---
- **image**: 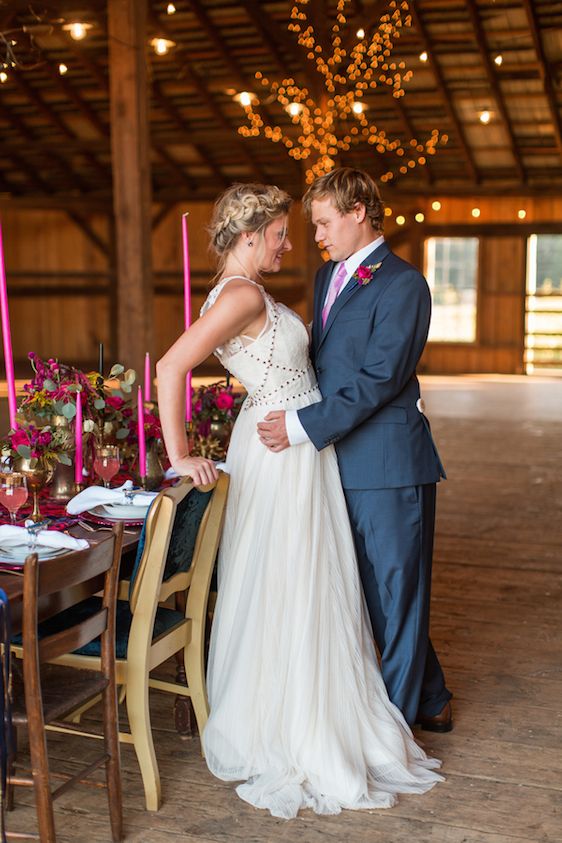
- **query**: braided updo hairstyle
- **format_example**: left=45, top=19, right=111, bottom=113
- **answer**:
left=209, top=183, right=292, bottom=273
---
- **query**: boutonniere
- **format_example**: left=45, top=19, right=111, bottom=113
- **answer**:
left=354, top=261, right=383, bottom=286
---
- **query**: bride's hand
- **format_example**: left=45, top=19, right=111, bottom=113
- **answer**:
left=172, top=456, right=219, bottom=486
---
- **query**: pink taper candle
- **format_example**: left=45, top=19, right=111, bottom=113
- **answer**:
left=0, top=220, right=18, bottom=430
left=182, top=213, right=192, bottom=422
left=74, top=391, right=83, bottom=485
left=137, top=386, right=147, bottom=479
left=144, top=352, right=151, bottom=403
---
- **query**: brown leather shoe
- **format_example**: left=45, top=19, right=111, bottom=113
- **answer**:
left=415, top=701, right=453, bottom=733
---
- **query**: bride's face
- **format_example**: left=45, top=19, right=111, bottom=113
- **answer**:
left=257, top=216, right=292, bottom=273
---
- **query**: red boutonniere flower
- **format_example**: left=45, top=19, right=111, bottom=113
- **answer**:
left=354, top=261, right=383, bottom=286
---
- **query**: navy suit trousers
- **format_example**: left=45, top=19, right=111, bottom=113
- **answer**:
left=343, top=483, right=452, bottom=725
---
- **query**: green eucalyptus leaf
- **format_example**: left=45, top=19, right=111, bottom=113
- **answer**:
left=83, top=419, right=95, bottom=433
left=116, top=428, right=129, bottom=440
left=109, top=364, right=125, bottom=377
left=94, top=398, right=106, bottom=410
left=66, top=384, right=80, bottom=393
left=121, top=382, right=132, bottom=394
left=53, top=401, right=65, bottom=415
left=43, top=378, right=57, bottom=392
left=58, top=453, right=72, bottom=466
left=110, top=389, right=124, bottom=399
left=16, top=444, right=32, bottom=460
left=123, top=369, right=136, bottom=385
left=61, top=403, right=76, bottom=420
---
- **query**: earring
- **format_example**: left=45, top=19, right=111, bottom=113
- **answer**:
left=248, top=241, right=253, bottom=247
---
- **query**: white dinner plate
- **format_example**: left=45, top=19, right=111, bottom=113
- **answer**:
left=94, top=502, right=151, bottom=520
left=0, top=545, right=67, bottom=564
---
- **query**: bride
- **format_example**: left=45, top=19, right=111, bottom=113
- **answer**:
left=156, top=183, right=443, bottom=820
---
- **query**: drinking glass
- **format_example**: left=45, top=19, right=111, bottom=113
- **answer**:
left=93, top=445, right=120, bottom=488
left=0, top=471, right=29, bottom=525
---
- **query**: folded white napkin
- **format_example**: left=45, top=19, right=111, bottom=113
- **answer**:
left=0, top=525, right=89, bottom=551
left=66, top=480, right=157, bottom=515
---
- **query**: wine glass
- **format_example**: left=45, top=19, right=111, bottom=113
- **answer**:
left=93, top=445, right=120, bottom=489
left=0, top=471, right=29, bottom=525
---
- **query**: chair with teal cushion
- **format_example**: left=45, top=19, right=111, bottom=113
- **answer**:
left=22, top=474, right=229, bottom=812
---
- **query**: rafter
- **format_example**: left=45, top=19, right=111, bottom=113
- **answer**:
left=465, top=0, right=526, bottom=183
left=521, top=0, right=562, bottom=160
left=409, top=3, right=479, bottom=183
left=66, top=211, right=110, bottom=257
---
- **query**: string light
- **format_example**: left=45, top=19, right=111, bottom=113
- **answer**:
left=479, top=109, right=491, bottom=124
left=419, top=51, right=428, bottom=62
left=384, top=207, right=393, bottom=217
left=471, top=207, right=481, bottom=218
left=62, top=22, right=92, bottom=41
left=494, top=54, right=503, bottom=66
left=0, top=71, right=7, bottom=83
left=239, top=0, right=445, bottom=183
left=151, top=37, right=175, bottom=55
left=415, top=212, right=425, bottom=223
left=236, top=91, right=256, bottom=107
left=517, top=209, right=527, bottom=219
left=167, top=3, right=176, bottom=13
left=58, top=63, right=68, bottom=75
left=396, top=215, right=406, bottom=225
left=431, top=200, right=441, bottom=211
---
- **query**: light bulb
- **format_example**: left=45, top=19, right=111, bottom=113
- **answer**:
left=494, top=54, right=503, bottom=66
left=479, top=109, right=491, bottom=124
left=352, top=101, right=364, bottom=115
left=286, top=102, right=303, bottom=116
left=356, top=28, right=365, bottom=39
left=238, top=91, right=253, bottom=107
left=419, top=51, right=428, bottom=62
left=167, top=3, right=176, bottom=13
left=396, top=215, right=406, bottom=226
left=151, top=37, right=175, bottom=55
left=431, top=200, right=441, bottom=211
left=517, top=209, right=527, bottom=219
left=58, top=63, right=68, bottom=75
left=63, top=22, right=92, bottom=40
left=415, top=212, right=425, bottom=223
left=0, top=71, right=7, bottom=83
left=471, top=207, right=481, bottom=218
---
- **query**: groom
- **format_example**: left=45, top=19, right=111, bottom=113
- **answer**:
left=258, top=167, right=452, bottom=731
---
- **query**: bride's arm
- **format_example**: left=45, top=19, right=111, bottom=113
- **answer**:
left=157, top=284, right=264, bottom=485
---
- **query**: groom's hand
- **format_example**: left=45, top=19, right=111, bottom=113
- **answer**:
left=257, top=411, right=289, bottom=452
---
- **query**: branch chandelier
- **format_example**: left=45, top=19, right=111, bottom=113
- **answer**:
left=238, top=0, right=448, bottom=184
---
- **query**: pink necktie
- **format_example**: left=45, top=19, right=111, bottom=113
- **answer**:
left=322, top=262, right=347, bottom=328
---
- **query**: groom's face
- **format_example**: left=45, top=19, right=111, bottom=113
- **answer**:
left=310, top=196, right=366, bottom=262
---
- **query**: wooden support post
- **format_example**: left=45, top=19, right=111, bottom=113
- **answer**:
left=108, top=0, right=153, bottom=376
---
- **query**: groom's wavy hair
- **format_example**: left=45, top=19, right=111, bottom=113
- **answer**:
left=302, top=168, right=385, bottom=232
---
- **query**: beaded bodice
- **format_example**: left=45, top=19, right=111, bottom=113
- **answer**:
left=200, top=276, right=318, bottom=409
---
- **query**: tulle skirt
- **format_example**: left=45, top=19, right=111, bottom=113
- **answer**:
left=203, top=395, right=443, bottom=819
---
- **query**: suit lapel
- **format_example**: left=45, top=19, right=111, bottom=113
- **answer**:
left=313, top=261, right=335, bottom=354
left=317, top=241, right=391, bottom=351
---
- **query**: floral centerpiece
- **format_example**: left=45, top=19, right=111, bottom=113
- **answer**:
left=3, top=424, right=71, bottom=469
left=190, top=381, right=244, bottom=459
left=20, top=352, right=98, bottom=423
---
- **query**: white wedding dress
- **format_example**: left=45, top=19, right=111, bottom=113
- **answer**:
left=201, top=276, right=443, bottom=819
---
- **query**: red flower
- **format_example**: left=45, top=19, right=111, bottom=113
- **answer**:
left=11, top=429, right=29, bottom=449
left=105, top=395, right=125, bottom=410
left=216, top=392, right=234, bottom=410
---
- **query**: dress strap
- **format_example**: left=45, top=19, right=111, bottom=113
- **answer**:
left=200, top=275, right=261, bottom=317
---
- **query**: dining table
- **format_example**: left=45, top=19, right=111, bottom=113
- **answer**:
left=0, top=522, right=141, bottom=634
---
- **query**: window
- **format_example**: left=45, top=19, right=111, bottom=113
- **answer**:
left=525, top=234, right=562, bottom=373
left=425, top=237, right=479, bottom=343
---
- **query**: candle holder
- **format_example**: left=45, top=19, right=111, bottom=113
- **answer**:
left=14, top=458, right=55, bottom=523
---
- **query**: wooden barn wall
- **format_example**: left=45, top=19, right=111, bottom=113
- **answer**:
left=1, top=195, right=560, bottom=378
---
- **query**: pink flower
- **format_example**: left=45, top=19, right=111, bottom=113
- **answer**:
left=105, top=395, right=125, bottom=410
left=216, top=391, right=234, bottom=410
left=193, top=400, right=203, bottom=415
left=11, top=429, right=29, bottom=449
left=354, top=261, right=382, bottom=287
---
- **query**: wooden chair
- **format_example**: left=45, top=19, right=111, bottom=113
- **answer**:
left=7, top=525, right=124, bottom=843
left=43, top=473, right=229, bottom=812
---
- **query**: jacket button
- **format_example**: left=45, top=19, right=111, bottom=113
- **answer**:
left=416, top=398, right=426, bottom=413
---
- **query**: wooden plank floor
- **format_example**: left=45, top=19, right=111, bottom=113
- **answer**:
left=7, top=376, right=562, bottom=843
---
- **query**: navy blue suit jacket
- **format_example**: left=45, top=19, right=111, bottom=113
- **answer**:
left=297, top=241, right=446, bottom=490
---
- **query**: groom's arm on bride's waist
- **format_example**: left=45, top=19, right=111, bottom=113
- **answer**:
left=297, top=269, right=431, bottom=450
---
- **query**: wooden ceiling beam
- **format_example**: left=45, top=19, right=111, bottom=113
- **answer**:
left=147, top=10, right=268, bottom=182
left=66, top=211, right=110, bottom=258
left=9, top=70, right=110, bottom=188
left=151, top=82, right=229, bottom=188
left=465, top=0, right=526, bottom=183
left=521, top=0, right=562, bottom=160
left=409, top=3, right=479, bottom=183
left=237, top=0, right=289, bottom=76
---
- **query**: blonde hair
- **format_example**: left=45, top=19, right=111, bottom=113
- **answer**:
left=302, top=168, right=385, bottom=231
left=209, top=183, right=293, bottom=262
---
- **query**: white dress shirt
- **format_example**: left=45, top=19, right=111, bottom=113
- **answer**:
left=285, top=235, right=385, bottom=446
